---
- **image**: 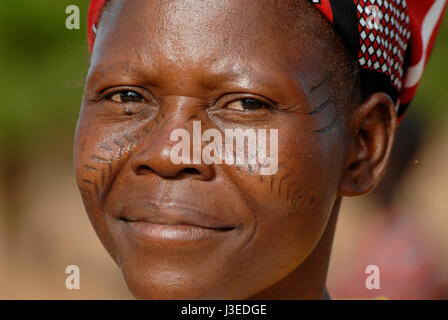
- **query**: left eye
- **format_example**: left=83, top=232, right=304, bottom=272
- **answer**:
left=106, top=91, right=144, bottom=103
left=226, top=98, right=269, bottom=111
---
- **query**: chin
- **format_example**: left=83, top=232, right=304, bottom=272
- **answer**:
left=121, top=270, right=235, bottom=300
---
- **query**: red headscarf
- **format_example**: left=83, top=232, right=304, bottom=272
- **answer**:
left=87, top=0, right=446, bottom=121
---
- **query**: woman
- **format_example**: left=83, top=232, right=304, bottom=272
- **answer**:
left=74, top=0, right=446, bottom=299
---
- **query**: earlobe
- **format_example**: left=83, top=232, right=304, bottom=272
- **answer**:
left=338, top=92, right=397, bottom=197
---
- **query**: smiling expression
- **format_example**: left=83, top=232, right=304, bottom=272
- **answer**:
left=74, top=0, right=360, bottom=299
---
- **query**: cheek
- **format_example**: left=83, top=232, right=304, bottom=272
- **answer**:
left=223, top=124, right=346, bottom=266
left=74, top=114, right=144, bottom=213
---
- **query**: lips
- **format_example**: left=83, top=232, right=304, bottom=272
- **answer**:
left=115, top=200, right=236, bottom=242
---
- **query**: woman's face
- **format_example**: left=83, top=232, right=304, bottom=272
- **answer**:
left=74, top=0, right=352, bottom=299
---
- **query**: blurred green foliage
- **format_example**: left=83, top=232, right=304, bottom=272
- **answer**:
left=413, top=13, right=448, bottom=123
left=0, top=0, right=89, bottom=156
left=0, top=1, right=446, bottom=157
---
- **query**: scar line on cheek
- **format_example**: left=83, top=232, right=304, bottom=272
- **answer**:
left=308, top=99, right=332, bottom=116
left=314, top=116, right=338, bottom=134
left=90, top=155, right=109, bottom=163
left=309, top=75, right=332, bottom=94
left=84, top=165, right=98, bottom=172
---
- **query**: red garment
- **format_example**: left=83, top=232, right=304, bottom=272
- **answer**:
left=310, top=0, right=447, bottom=121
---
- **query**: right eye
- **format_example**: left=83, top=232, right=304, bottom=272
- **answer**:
left=226, top=98, right=271, bottom=111
left=106, top=90, right=145, bottom=103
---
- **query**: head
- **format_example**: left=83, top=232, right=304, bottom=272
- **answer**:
left=74, top=0, right=398, bottom=299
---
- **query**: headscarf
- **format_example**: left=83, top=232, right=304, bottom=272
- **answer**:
left=87, top=0, right=446, bottom=121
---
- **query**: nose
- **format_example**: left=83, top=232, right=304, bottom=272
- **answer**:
left=130, top=118, right=215, bottom=181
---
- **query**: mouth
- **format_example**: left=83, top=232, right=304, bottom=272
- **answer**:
left=116, top=201, right=236, bottom=242
left=121, top=219, right=234, bottom=242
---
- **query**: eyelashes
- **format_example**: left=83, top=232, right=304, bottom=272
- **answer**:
left=226, top=98, right=272, bottom=111
left=100, top=88, right=155, bottom=117
left=105, top=90, right=145, bottom=104
left=101, top=88, right=276, bottom=116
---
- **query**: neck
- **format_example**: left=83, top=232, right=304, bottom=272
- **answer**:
left=248, top=197, right=341, bottom=300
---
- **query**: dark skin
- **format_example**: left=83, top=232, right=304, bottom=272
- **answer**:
left=74, top=0, right=397, bottom=299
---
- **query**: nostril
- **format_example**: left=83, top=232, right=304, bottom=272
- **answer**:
left=135, top=165, right=154, bottom=176
left=133, top=163, right=202, bottom=179
left=130, top=147, right=214, bottom=180
left=178, top=167, right=201, bottom=178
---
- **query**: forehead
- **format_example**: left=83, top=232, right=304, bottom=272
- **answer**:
left=90, top=0, right=332, bottom=96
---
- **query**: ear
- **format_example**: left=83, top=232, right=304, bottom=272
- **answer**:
left=338, top=92, right=397, bottom=197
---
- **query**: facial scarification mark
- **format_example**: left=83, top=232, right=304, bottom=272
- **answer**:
left=302, top=75, right=338, bottom=134
left=285, top=178, right=296, bottom=200
left=287, top=183, right=303, bottom=210
left=267, top=162, right=296, bottom=208
left=289, top=188, right=303, bottom=209
left=82, top=151, right=114, bottom=201
left=101, top=167, right=106, bottom=187
left=289, top=187, right=302, bottom=207
left=81, top=112, right=177, bottom=202
left=314, top=117, right=338, bottom=133
left=292, top=193, right=304, bottom=210
left=126, top=139, right=134, bottom=156
left=308, top=99, right=332, bottom=116
left=284, top=177, right=296, bottom=202
left=310, top=75, right=332, bottom=94
left=79, top=187, right=90, bottom=198
left=266, top=160, right=304, bottom=211
left=82, top=179, right=94, bottom=185
left=113, top=139, right=125, bottom=149
left=90, top=155, right=109, bottom=163
left=84, top=165, right=98, bottom=172
left=99, top=142, right=112, bottom=151
left=94, top=180, right=100, bottom=197
left=124, top=133, right=133, bottom=143
left=112, top=139, right=124, bottom=164
left=108, top=157, right=113, bottom=177
left=269, top=162, right=283, bottom=195
left=278, top=173, right=292, bottom=196
left=310, top=97, right=338, bottom=133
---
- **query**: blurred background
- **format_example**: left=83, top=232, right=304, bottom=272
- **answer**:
left=0, top=0, right=446, bottom=299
